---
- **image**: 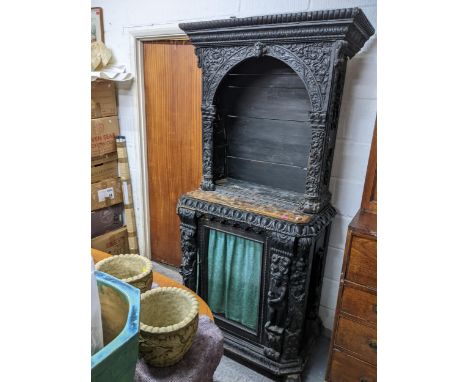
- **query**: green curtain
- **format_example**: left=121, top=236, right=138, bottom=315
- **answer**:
left=207, top=229, right=262, bottom=331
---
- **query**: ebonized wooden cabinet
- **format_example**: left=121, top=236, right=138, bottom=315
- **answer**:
left=177, top=9, right=374, bottom=381
left=326, top=126, right=377, bottom=381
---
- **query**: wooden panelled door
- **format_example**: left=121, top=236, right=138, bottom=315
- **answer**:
left=143, top=40, right=202, bottom=266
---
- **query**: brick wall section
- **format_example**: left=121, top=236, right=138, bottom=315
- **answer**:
left=90, top=0, right=377, bottom=332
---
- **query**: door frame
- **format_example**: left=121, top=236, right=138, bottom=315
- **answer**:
left=128, top=24, right=187, bottom=259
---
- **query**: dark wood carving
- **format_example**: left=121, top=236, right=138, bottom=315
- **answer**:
left=178, top=207, right=199, bottom=291
left=182, top=8, right=374, bottom=213
left=178, top=185, right=335, bottom=379
left=200, top=104, right=217, bottom=191
left=265, top=251, right=291, bottom=361
left=178, top=8, right=374, bottom=381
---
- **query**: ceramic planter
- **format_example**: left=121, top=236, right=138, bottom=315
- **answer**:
left=91, top=271, right=140, bottom=382
left=95, top=254, right=153, bottom=293
left=139, top=287, right=199, bottom=367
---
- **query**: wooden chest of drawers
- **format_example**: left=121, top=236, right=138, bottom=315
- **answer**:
left=326, top=125, right=377, bottom=381
left=329, top=349, right=376, bottom=382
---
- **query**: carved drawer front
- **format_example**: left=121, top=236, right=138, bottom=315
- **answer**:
left=335, top=317, right=377, bottom=365
left=328, top=349, right=376, bottom=382
left=347, top=236, right=376, bottom=288
left=341, top=286, right=377, bottom=324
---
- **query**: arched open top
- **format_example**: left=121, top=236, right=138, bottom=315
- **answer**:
left=211, top=55, right=315, bottom=193
left=183, top=9, right=374, bottom=212
left=200, top=43, right=331, bottom=113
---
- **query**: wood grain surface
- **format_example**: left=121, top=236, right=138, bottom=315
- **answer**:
left=349, top=210, right=377, bottom=237
left=143, top=40, right=202, bottom=266
left=361, top=123, right=377, bottom=214
left=215, top=57, right=310, bottom=193
left=341, top=285, right=377, bottom=324
left=328, top=349, right=376, bottom=382
left=335, top=316, right=377, bottom=365
left=347, top=236, right=377, bottom=289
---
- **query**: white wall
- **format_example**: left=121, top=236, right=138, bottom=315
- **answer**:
left=91, top=0, right=377, bottom=332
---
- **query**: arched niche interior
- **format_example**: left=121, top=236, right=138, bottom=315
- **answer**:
left=212, top=56, right=312, bottom=194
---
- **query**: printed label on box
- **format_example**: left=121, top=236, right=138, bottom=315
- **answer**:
left=97, top=187, right=115, bottom=202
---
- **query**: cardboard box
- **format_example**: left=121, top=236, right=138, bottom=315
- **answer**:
left=91, top=178, right=123, bottom=211
left=91, top=203, right=124, bottom=238
left=91, top=151, right=117, bottom=167
left=91, top=226, right=129, bottom=256
left=92, top=155, right=119, bottom=183
left=92, top=80, right=117, bottom=119
left=91, top=116, right=119, bottom=158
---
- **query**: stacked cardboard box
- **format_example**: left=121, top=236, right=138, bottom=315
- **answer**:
left=91, top=116, right=120, bottom=158
left=91, top=203, right=124, bottom=238
left=92, top=81, right=118, bottom=119
left=92, top=152, right=119, bottom=183
left=91, top=226, right=129, bottom=256
left=91, top=80, right=127, bottom=254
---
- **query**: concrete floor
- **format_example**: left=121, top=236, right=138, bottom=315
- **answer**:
left=152, top=261, right=330, bottom=382
left=213, top=335, right=330, bottom=382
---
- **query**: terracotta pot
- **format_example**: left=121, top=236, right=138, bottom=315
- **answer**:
left=139, top=287, right=199, bottom=367
left=95, top=254, right=153, bottom=293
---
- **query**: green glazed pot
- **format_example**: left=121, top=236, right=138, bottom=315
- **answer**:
left=96, top=254, right=153, bottom=293
left=139, top=287, right=199, bottom=367
left=91, top=271, right=140, bottom=382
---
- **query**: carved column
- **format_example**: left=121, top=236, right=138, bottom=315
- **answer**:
left=200, top=104, right=217, bottom=191
left=302, top=112, right=328, bottom=214
left=307, top=231, right=330, bottom=323
left=178, top=207, right=198, bottom=291
left=321, top=41, right=349, bottom=195
left=264, top=232, right=296, bottom=361
left=282, top=237, right=314, bottom=361
left=302, top=41, right=349, bottom=214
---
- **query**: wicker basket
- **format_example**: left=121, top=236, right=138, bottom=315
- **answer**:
left=139, top=287, right=199, bottom=367
left=95, top=254, right=153, bottom=293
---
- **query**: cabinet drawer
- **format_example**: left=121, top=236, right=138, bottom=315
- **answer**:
left=335, top=316, right=377, bottom=365
left=347, top=236, right=376, bottom=288
left=341, top=286, right=377, bottom=324
left=328, top=349, right=376, bottom=382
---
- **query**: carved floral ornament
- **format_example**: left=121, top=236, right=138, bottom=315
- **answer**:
left=254, top=41, right=267, bottom=57
left=196, top=41, right=333, bottom=112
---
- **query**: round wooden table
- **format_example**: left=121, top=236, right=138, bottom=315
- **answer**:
left=91, top=248, right=213, bottom=320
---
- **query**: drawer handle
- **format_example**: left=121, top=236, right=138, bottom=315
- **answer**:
left=360, top=379, right=369, bottom=382
left=372, top=304, right=377, bottom=314
left=368, top=339, right=377, bottom=349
